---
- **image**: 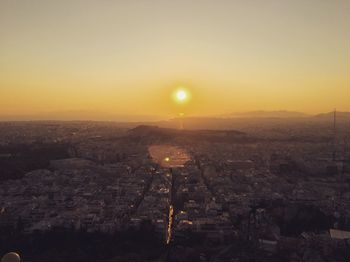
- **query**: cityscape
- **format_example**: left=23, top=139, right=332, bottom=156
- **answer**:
left=1, top=1, right=350, bottom=261
left=1, top=113, right=350, bottom=261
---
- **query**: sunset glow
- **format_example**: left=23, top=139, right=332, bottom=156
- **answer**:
left=1, top=1, right=350, bottom=120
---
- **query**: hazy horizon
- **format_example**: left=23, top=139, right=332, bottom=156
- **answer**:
left=1, top=1, right=350, bottom=119
left=0, top=109, right=348, bottom=122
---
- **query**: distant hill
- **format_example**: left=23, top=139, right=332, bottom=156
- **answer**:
left=314, top=111, right=350, bottom=120
left=224, top=110, right=309, bottom=118
left=154, top=111, right=350, bottom=130
left=156, top=115, right=309, bottom=130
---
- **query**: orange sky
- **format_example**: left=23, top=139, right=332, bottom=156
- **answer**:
left=1, top=1, right=350, bottom=120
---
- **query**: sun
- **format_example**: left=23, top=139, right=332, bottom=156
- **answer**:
left=176, top=90, right=187, bottom=101
left=174, top=88, right=190, bottom=103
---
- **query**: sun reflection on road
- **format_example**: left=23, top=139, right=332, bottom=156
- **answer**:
left=167, top=205, right=174, bottom=245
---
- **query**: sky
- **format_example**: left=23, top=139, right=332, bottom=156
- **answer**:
left=1, top=0, right=350, bottom=120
